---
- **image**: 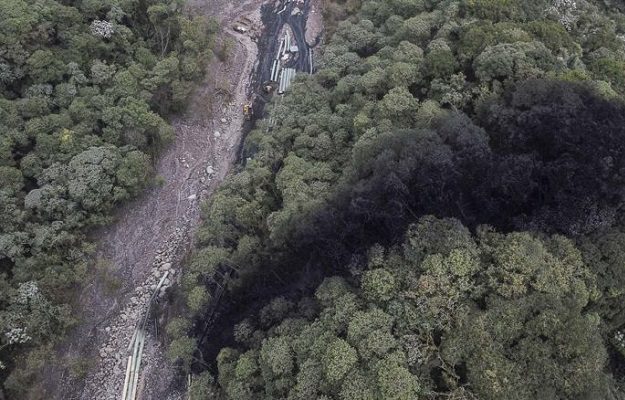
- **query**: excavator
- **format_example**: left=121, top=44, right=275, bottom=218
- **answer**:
left=243, top=102, right=253, bottom=120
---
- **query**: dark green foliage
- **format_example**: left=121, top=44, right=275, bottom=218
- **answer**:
left=444, top=294, right=607, bottom=400
left=213, top=218, right=610, bottom=399
left=0, top=0, right=218, bottom=393
left=579, top=229, right=625, bottom=330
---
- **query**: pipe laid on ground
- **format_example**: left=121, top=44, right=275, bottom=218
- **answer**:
left=282, top=70, right=287, bottom=92
left=270, top=60, right=277, bottom=81
left=289, top=69, right=296, bottom=90
left=286, top=69, right=292, bottom=90
left=284, top=68, right=295, bottom=91
left=286, top=69, right=291, bottom=91
left=120, top=271, right=170, bottom=399
left=121, top=355, right=133, bottom=400
left=141, top=271, right=169, bottom=329
left=131, top=330, right=146, bottom=400
left=126, top=327, right=138, bottom=353
left=126, top=328, right=141, bottom=400
left=276, top=39, right=284, bottom=60
left=282, top=70, right=288, bottom=93
left=273, top=60, right=281, bottom=81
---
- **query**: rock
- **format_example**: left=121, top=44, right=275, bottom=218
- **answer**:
left=161, top=262, right=172, bottom=271
left=187, top=194, right=197, bottom=200
left=214, top=131, right=221, bottom=138
left=105, top=326, right=111, bottom=333
left=120, top=314, right=127, bottom=321
left=206, top=165, right=215, bottom=175
left=220, top=118, right=227, bottom=123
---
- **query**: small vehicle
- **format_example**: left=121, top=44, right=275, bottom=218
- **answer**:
left=243, top=103, right=253, bottom=120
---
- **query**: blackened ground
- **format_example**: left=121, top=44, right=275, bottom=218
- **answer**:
left=193, top=262, right=326, bottom=373
left=197, top=80, right=625, bottom=375
left=238, top=0, right=318, bottom=162
left=255, top=0, right=313, bottom=85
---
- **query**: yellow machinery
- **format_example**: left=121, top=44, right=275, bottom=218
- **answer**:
left=243, top=103, right=253, bottom=120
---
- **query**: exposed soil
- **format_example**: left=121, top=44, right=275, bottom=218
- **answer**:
left=39, top=1, right=265, bottom=399
left=191, top=0, right=325, bottom=374
left=305, top=0, right=325, bottom=46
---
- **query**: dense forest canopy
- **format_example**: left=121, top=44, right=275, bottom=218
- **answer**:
left=3, top=0, right=625, bottom=398
left=0, top=0, right=217, bottom=395
left=172, top=0, right=625, bottom=399
left=213, top=217, right=608, bottom=399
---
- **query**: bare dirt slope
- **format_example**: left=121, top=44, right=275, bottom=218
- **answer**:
left=43, top=1, right=265, bottom=399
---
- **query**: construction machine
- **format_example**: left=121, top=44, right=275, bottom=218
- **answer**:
left=243, top=103, right=253, bottom=120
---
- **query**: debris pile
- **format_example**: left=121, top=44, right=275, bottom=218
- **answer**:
left=83, top=228, right=183, bottom=400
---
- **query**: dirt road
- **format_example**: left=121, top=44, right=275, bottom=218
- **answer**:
left=41, top=1, right=265, bottom=399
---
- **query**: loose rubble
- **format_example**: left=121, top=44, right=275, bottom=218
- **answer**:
left=84, top=227, right=183, bottom=400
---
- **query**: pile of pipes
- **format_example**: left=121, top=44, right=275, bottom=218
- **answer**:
left=271, top=31, right=298, bottom=94
left=278, top=68, right=296, bottom=94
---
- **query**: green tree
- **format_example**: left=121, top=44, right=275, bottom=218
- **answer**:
left=473, top=41, right=557, bottom=82
left=442, top=294, right=607, bottom=400
left=322, top=338, right=358, bottom=384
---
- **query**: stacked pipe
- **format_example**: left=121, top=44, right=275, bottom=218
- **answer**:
left=270, top=59, right=279, bottom=81
left=278, top=68, right=296, bottom=94
left=276, top=38, right=284, bottom=60
left=284, top=32, right=290, bottom=56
